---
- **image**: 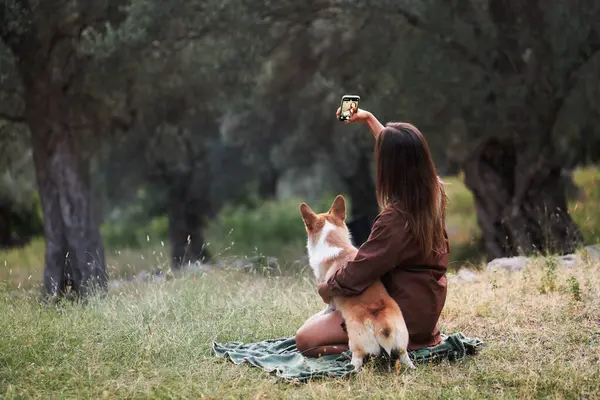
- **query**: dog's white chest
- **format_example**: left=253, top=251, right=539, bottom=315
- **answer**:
left=307, top=221, right=342, bottom=281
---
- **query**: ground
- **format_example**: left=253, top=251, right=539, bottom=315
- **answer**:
left=1, top=168, right=599, bottom=398
left=1, top=256, right=599, bottom=399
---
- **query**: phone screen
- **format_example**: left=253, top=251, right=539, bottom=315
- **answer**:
left=340, top=97, right=359, bottom=121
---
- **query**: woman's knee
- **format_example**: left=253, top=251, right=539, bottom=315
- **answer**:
left=295, top=311, right=346, bottom=353
left=295, top=325, right=316, bottom=353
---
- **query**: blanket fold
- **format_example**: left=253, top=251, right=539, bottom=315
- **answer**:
left=212, top=332, right=483, bottom=382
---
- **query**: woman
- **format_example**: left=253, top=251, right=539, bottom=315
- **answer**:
left=295, top=108, right=450, bottom=357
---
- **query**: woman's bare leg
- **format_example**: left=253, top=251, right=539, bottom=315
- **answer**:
left=295, top=310, right=349, bottom=357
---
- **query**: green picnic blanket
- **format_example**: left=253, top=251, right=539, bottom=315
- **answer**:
left=212, top=332, right=483, bottom=382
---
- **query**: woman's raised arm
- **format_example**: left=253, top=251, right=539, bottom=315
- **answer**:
left=336, top=107, right=385, bottom=138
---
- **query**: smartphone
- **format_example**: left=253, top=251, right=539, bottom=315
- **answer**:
left=339, top=95, right=360, bottom=121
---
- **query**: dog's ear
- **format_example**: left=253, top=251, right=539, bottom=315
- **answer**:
left=300, top=203, right=317, bottom=230
left=329, top=195, right=346, bottom=221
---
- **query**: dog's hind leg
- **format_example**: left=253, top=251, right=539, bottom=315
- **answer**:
left=397, top=348, right=415, bottom=369
left=347, top=330, right=367, bottom=371
left=346, top=319, right=380, bottom=372
left=350, top=347, right=366, bottom=371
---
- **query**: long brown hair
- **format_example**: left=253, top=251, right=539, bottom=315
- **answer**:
left=374, top=122, right=448, bottom=258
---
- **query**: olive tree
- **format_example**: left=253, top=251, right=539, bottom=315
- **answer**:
left=343, top=0, right=600, bottom=258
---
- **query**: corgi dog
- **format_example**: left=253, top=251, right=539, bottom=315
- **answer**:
left=299, top=195, right=415, bottom=371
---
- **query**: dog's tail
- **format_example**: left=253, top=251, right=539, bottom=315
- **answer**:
left=372, top=318, right=415, bottom=369
left=373, top=320, right=398, bottom=357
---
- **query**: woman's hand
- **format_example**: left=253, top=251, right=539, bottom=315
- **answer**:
left=317, top=282, right=332, bottom=304
left=336, top=107, right=372, bottom=124
left=336, top=107, right=385, bottom=138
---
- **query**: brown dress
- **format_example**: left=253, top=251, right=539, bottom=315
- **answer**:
left=321, top=206, right=449, bottom=350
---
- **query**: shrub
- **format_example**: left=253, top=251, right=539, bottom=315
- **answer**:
left=570, top=167, right=600, bottom=245
left=204, top=194, right=348, bottom=264
left=0, top=175, right=44, bottom=249
left=100, top=187, right=169, bottom=249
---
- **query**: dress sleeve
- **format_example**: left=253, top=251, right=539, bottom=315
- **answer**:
left=321, top=209, right=413, bottom=298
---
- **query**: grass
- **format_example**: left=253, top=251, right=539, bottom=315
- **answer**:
left=0, top=168, right=599, bottom=398
left=570, top=167, right=600, bottom=245
left=0, top=238, right=169, bottom=291
left=1, top=255, right=599, bottom=399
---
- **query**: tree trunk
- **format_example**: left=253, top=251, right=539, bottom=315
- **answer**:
left=167, top=176, right=211, bottom=268
left=463, top=138, right=583, bottom=260
left=343, top=153, right=379, bottom=247
left=257, top=165, right=278, bottom=199
left=29, top=108, right=107, bottom=300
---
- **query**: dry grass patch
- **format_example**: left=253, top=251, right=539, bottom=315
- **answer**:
left=1, top=256, right=599, bottom=399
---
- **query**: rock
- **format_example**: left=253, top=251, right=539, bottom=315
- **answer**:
left=224, top=255, right=281, bottom=271
left=486, top=252, right=586, bottom=273
left=297, top=255, right=310, bottom=268
left=249, top=255, right=280, bottom=270
left=486, top=256, right=529, bottom=272
left=584, top=244, right=600, bottom=262
left=558, top=254, right=579, bottom=268
left=108, top=279, right=128, bottom=290
left=135, top=270, right=150, bottom=282
left=264, top=256, right=280, bottom=270
left=448, top=268, right=480, bottom=284
left=182, top=261, right=211, bottom=274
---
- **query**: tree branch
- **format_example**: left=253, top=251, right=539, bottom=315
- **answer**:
left=0, top=0, right=31, bottom=51
left=252, top=1, right=489, bottom=71
left=258, top=2, right=340, bottom=23
left=0, top=110, right=26, bottom=124
left=371, top=4, right=489, bottom=71
left=541, top=31, right=600, bottom=143
left=450, top=0, right=484, bottom=38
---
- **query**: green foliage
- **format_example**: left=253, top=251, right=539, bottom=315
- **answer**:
left=205, top=194, right=349, bottom=263
left=0, top=173, right=43, bottom=247
left=443, top=174, right=484, bottom=266
left=445, top=173, right=477, bottom=219
left=4, top=166, right=600, bottom=287
left=570, top=167, right=600, bottom=245
left=100, top=187, right=168, bottom=249
left=0, top=237, right=44, bottom=288
left=100, top=166, right=600, bottom=268
left=566, top=276, right=582, bottom=302
left=101, top=215, right=168, bottom=249
left=538, top=257, right=558, bottom=294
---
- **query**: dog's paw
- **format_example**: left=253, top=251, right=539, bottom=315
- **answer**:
left=395, top=354, right=416, bottom=372
left=350, top=356, right=364, bottom=372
